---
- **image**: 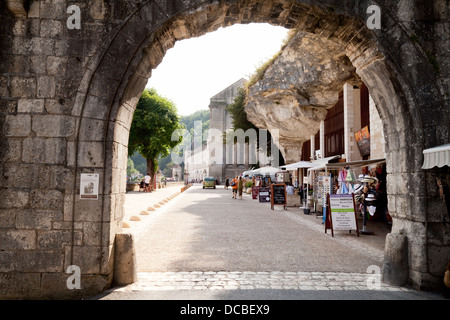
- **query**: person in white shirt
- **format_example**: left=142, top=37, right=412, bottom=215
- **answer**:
left=286, top=183, right=295, bottom=195
left=144, top=173, right=151, bottom=192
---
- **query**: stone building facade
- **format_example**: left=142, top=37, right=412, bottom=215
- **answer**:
left=184, top=78, right=252, bottom=182
left=208, top=78, right=252, bottom=180
left=209, top=79, right=245, bottom=134
left=0, top=0, right=449, bottom=298
left=184, top=143, right=209, bottom=182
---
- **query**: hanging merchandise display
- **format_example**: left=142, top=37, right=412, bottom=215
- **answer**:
left=307, top=158, right=388, bottom=227
left=322, top=174, right=332, bottom=223
left=336, top=168, right=357, bottom=195
left=359, top=175, right=377, bottom=235
left=348, top=182, right=354, bottom=194
left=338, top=170, right=344, bottom=194
left=348, top=169, right=356, bottom=193
left=341, top=181, right=349, bottom=194
left=345, top=169, right=353, bottom=182
left=366, top=194, right=377, bottom=216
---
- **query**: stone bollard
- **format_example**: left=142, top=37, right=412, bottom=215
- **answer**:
left=382, top=233, right=409, bottom=286
left=114, top=232, right=137, bottom=286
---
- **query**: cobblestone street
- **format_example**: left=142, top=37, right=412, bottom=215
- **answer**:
left=124, top=184, right=387, bottom=272
left=112, top=270, right=407, bottom=292
left=91, top=183, right=447, bottom=300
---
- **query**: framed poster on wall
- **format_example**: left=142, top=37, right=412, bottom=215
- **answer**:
left=80, top=173, right=99, bottom=200
left=355, top=126, right=371, bottom=157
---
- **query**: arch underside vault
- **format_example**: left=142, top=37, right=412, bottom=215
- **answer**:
left=1, top=0, right=449, bottom=298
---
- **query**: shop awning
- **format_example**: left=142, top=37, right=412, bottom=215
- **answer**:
left=307, top=155, right=341, bottom=171
left=307, top=157, right=385, bottom=171
left=323, top=158, right=386, bottom=169
left=422, top=143, right=450, bottom=169
left=280, top=161, right=314, bottom=170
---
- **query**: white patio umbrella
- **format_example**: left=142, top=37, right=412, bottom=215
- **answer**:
left=251, top=166, right=281, bottom=176
left=280, top=161, right=314, bottom=169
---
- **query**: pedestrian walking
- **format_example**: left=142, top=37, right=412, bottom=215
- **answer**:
left=231, top=176, right=238, bottom=199
left=225, top=177, right=229, bottom=190
left=238, top=176, right=244, bottom=199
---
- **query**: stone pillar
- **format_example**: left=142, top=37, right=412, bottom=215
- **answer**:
left=382, top=233, right=409, bottom=286
left=114, top=232, right=137, bottom=285
left=319, top=121, right=325, bottom=159
left=343, top=83, right=362, bottom=162
left=245, top=142, right=249, bottom=166
left=310, top=135, right=315, bottom=160
left=369, top=95, right=386, bottom=159
left=278, top=140, right=303, bottom=164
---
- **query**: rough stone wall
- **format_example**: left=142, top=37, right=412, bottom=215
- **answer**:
left=245, top=31, right=360, bottom=163
left=0, top=0, right=449, bottom=298
left=369, top=95, right=386, bottom=160
left=343, top=84, right=362, bottom=162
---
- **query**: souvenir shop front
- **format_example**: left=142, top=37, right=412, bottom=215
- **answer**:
left=307, top=158, right=389, bottom=225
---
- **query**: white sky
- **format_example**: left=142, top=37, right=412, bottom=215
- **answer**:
left=146, top=23, right=289, bottom=116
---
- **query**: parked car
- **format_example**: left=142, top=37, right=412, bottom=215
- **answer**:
left=203, top=176, right=216, bottom=189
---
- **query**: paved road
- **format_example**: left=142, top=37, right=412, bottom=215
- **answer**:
left=134, top=184, right=385, bottom=273
left=92, top=184, right=447, bottom=301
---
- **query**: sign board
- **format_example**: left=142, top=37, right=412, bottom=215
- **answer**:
left=275, top=171, right=289, bottom=183
left=325, top=194, right=359, bottom=237
left=251, top=186, right=259, bottom=200
left=258, top=187, right=270, bottom=203
left=80, top=173, right=99, bottom=200
left=271, top=184, right=286, bottom=210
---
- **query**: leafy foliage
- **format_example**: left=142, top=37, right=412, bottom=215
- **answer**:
left=128, top=88, right=183, bottom=182
left=226, top=87, right=257, bottom=132
left=129, top=153, right=147, bottom=175
left=226, top=84, right=285, bottom=167
left=127, top=158, right=140, bottom=179
left=180, top=109, right=210, bottom=141
left=129, top=106, right=212, bottom=177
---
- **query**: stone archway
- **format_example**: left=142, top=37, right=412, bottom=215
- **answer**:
left=0, top=0, right=448, bottom=298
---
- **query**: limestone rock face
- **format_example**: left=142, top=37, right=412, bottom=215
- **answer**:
left=245, top=31, right=360, bottom=162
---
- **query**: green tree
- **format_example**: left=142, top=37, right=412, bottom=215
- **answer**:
left=129, top=153, right=146, bottom=175
left=128, top=88, right=183, bottom=186
left=127, top=158, right=140, bottom=180
left=180, top=109, right=210, bottom=142
left=226, top=86, right=285, bottom=167
left=226, top=87, right=257, bottom=132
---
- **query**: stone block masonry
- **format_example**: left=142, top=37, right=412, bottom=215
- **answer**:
left=0, top=0, right=449, bottom=298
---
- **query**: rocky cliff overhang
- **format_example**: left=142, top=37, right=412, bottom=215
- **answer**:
left=245, top=30, right=361, bottom=162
